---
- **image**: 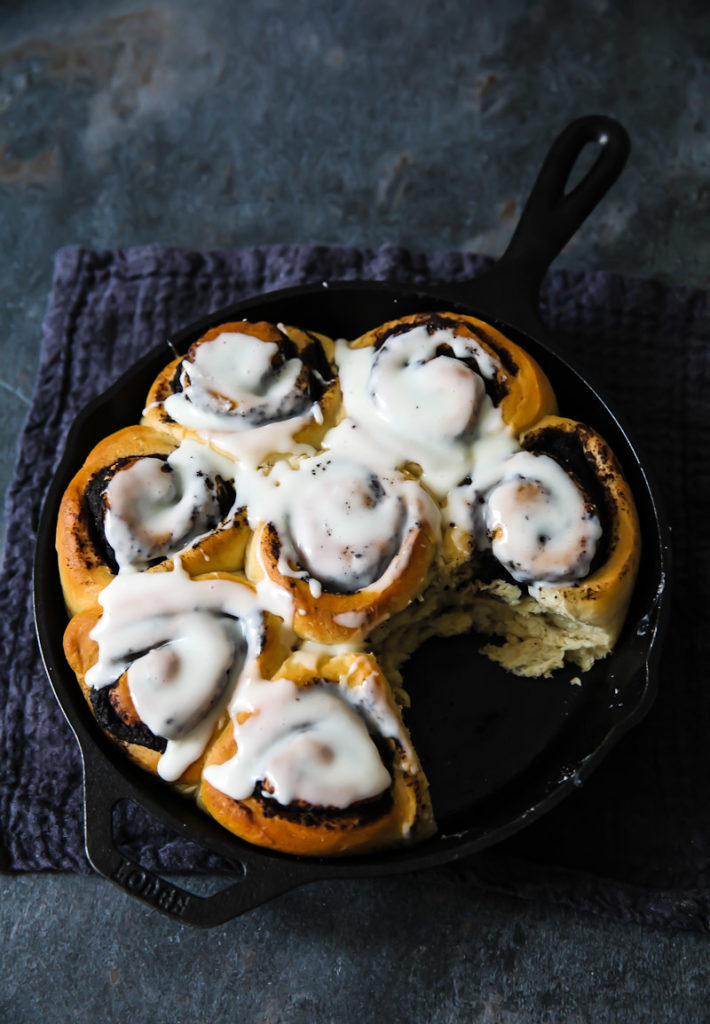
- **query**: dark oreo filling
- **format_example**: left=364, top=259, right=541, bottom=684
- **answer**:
left=90, top=683, right=167, bottom=753
left=84, top=455, right=236, bottom=573
left=521, top=426, right=611, bottom=577
left=299, top=329, right=335, bottom=395
left=248, top=728, right=397, bottom=827
left=287, top=476, right=406, bottom=595
left=170, top=328, right=333, bottom=420
left=371, top=312, right=514, bottom=407
left=89, top=613, right=246, bottom=749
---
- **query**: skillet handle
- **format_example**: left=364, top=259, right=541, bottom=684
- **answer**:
left=443, top=115, right=630, bottom=330
left=81, top=754, right=305, bottom=927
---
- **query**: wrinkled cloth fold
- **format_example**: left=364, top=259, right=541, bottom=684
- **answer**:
left=1, top=244, right=708, bottom=930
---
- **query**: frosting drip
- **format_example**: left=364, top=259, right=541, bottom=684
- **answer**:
left=334, top=333, right=517, bottom=497
left=102, top=441, right=236, bottom=570
left=369, top=324, right=493, bottom=442
left=205, top=675, right=393, bottom=808
left=85, top=563, right=268, bottom=781
left=476, top=451, right=602, bottom=585
left=164, top=331, right=312, bottom=431
left=286, top=459, right=407, bottom=593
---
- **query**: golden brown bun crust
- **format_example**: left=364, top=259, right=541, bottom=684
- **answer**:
left=199, top=652, right=435, bottom=856
left=142, top=321, right=341, bottom=458
left=520, top=414, right=641, bottom=640
left=55, top=424, right=249, bottom=618
left=351, top=311, right=558, bottom=435
left=62, top=571, right=294, bottom=784
left=56, top=425, right=179, bottom=617
left=245, top=517, right=438, bottom=644
left=63, top=606, right=175, bottom=778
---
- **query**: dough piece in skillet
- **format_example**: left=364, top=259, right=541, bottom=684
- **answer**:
left=199, top=649, right=435, bottom=856
left=142, top=320, right=341, bottom=466
left=56, top=425, right=248, bottom=617
left=243, top=453, right=440, bottom=644
left=458, top=414, right=641, bottom=676
left=63, top=565, right=293, bottom=788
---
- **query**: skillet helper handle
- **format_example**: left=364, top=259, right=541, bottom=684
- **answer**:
left=447, top=114, right=630, bottom=327
left=81, top=757, right=301, bottom=927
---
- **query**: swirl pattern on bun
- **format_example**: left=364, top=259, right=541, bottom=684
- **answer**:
left=56, top=425, right=248, bottom=617
left=244, top=454, right=439, bottom=643
left=473, top=449, right=602, bottom=585
left=517, top=415, right=641, bottom=643
left=143, top=321, right=340, bottom=466
left=340, top=311, right=557, bottom=487
left=63, top=564, right=290, bottom=784
left=200, top=649, right=434, bottom=856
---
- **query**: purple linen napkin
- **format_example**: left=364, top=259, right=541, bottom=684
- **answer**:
left=1, top=243, right=708, bottom=931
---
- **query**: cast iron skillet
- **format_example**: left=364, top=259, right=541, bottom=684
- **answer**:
left=34, top=115, right=669, bottom=927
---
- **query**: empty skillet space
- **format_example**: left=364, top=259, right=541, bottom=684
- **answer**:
left=401, top=632, right=591, bottom=827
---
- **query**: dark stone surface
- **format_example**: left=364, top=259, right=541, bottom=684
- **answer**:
left=1, top=0, right=709, bottom=1020
left=3, top=872, right=710, bottom=1024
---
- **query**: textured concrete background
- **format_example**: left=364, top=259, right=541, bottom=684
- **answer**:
left=1, top=0, right=709, bottom=1020
left=4, top=872, right=710, bottom=1023
left=2, top=0, right=709, bottom=557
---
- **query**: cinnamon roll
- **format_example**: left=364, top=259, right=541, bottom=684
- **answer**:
left=243, top=454, right=440, bottom=643
left=516, top=414, right=640, bottom=639
left=333, top=311, right=557, bottom=499
left=63, top=564, right=293, bottom=784
left=142, top=321, right=340, bottom=466
left=199, top=649, right=435, bottom=856
left=456, top=415, right=640, bottom=676
left=56, top=425, right=248, bottom=617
